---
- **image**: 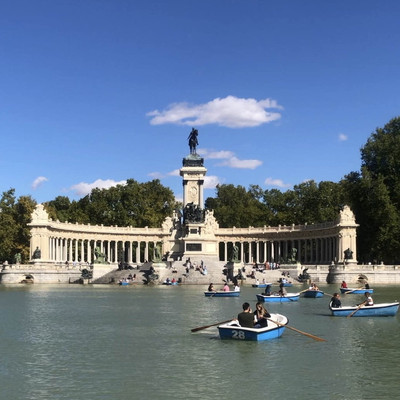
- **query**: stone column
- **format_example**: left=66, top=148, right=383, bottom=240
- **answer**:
left=145, top=242, right=149, bottom=262
left=135, top=241, right=139, bottom=264
left=270, top=241, right=275, bottom=262
left=256, top=241, right=260, bottom=263
left=87, top=240, right=91, bottom=264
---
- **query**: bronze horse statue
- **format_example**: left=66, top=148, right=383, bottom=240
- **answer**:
left=188, top=128, right=198, bottom=154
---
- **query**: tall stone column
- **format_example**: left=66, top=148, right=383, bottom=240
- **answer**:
left=256, top=241, right=260, bottom=263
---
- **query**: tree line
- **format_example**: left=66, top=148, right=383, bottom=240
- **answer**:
left=1, top=117, right=400, bottom=265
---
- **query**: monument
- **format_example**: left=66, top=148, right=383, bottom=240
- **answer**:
left=174, top=128, right=219, bottom=263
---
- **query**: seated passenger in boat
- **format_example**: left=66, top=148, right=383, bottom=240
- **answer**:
left=254, top=302, right=271, bottom=328
left=223, top=283, right=230, bottom=292
left=264, top=285, right=272, bottom=296
left=341, top=281, right=348, bottom=289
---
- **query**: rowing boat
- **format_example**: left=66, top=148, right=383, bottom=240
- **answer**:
left=251, top=283, right=272, bottom=288
left=303, top=289, right=324, bottom=298
left=330, top=302, right=399, bottom=317
left=256, top=293, right=300, bottom=302
left=204, top=291, right=240, bottom=297
left=218, top=313, right=288, bottom=341
left=340, top=287, right=374, bottom=294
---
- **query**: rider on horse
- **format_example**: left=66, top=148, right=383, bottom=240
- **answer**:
left=188, top=128, right=199, bottom=154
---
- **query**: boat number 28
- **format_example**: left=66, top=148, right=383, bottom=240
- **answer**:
left=231, top=330, right=246, bottom=340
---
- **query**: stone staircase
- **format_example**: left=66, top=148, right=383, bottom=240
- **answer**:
left=92, top=259, right=304, bottom=287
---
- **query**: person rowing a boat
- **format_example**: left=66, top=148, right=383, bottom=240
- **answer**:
left=208, top=283, right=215, bottom=292
left=362, top=292, right=374, bottom=306
left=237, top=302, right=255, bottom=328
left=278, top=282, right=287, bottom=296
left=330, top=293, right=342, bottom=308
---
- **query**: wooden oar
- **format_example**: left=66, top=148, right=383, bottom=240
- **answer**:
left=191, top=319, right=233, bottom=332
left=267, top=318, right=326, bottom=342
left=347, top=304, right=364, bottom=318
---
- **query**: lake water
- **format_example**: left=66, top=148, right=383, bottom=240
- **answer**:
left=1, top=283, right=399, bottom=400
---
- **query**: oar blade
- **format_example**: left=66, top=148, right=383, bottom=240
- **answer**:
left=267, top=318, right=326, bottom=342
left=191, top=319, right=233, bottom=332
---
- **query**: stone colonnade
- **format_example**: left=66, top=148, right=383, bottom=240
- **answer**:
left=29, top=204, right=358, bottom=267
left=28, top=204, right=171, bottom=266
left=217, top=237, right=339, bottom=264
left=46, top=237, right=164, bottom=265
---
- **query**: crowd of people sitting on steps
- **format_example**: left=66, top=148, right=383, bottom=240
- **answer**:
left=184, top=258, right=208, bottom=276
left=118, top=273, right=136, bottom=284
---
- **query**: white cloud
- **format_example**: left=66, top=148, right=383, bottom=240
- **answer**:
left=198, top=148, right=262, bottom=170
left=198, top=149, right=235, bottom=159
left=148, top=169, right=180, bottom=179
left=32, top=176, right=48, bottom=190
left=70, top=179, right=126, bottom=196
left=264, top=177, right=291, bottom=189
left=147, top=95, right=283, bottom=128
left=175, top=194, right=183, bottom=203
left=148, top=172, right=164, bottom=179
left=204, top=175, right=222, bottom=189
left=218, top=156, right=262, bottom=169
left=167, top=169, right=180, bottom=176
left=338, top=133, right=348, bottom=141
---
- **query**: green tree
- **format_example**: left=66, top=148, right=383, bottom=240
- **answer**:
left=341, top=117, right=400, bottom=263
left=0, top=189, right=36, bottom=263
left=361, top=117, right=400, bottom=207
left=0, top=189, right=18, bottom=262
left=45, top=196, right=72, bottom=222
left=72, top=179, right=177, bottom=228
left=342, top=169, right=400, bottom=264
left=205, top=184, right=270, bottom=228
left=13, top=195, right=36, bottom=262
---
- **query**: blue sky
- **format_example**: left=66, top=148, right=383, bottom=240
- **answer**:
left=1, top=0, right=400, bottom=204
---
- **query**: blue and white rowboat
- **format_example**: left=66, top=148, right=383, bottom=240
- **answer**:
left=330, top=302, right=399, bottom=317
left=256, top=293, right=300, bottom=302
left=218, top=313, right=288, bottom=341
left=204, top=291, right=240, bottom=297
left=251, top=283, right=272, bottom=288
left=340, top=287, right=374, bottom=294
left=303, top=290, right=324, bottom=298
